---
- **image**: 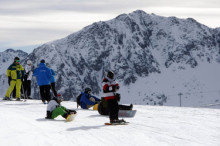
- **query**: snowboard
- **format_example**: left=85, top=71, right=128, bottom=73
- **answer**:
left=118, top=110, right=137, bottom=117
left=93, top=104, right=98, bottom=110
left=104, top=122, right=129, bottom=125
left=66, top=113, right=77, bottom=122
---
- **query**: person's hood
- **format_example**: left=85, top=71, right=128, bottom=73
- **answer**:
left=39, top=63, right=46, bottom=67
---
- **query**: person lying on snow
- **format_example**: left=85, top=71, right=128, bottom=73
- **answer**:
left=45, top=93, right=76, bottom=121
left=98, top=97, right=133, bottom=116
left=79, top=87, right=101, bottom=109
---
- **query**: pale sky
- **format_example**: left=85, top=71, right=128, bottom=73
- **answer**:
left=0, top=0, right=220, bottom=53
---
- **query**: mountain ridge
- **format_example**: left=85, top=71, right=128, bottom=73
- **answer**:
left=1, top=10, right=220, bottom=106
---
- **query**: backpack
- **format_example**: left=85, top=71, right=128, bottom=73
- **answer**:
left=76, top=94, right=82, bottom=108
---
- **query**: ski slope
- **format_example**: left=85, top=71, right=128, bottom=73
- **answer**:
left=0, top=99, right=219, bottom=146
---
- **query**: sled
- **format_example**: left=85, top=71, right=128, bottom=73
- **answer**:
left=118, top=110, right=137, bottom=117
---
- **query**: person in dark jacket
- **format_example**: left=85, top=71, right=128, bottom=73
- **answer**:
left=80, top=88, right=100, bottom=109
left=98, top=99, right=133, bottom=115
left=33, top=60, right=52, bottom=104
left=46, top=63, right=57, bottom=97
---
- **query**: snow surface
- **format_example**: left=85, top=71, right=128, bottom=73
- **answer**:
left=0, top=99, right=220, bottom=146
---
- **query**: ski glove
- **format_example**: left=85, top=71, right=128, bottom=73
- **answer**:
left=115, top=93, right=121, bottom=101
left=66, top=109, right=77, bottom=114
left=101, top=97, right=105, bottom=102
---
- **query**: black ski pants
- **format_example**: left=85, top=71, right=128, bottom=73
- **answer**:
left=40, top=85, right=51, bottom=102
left=50, top=82, right=57, bottom=97
left=107, top=98, right=119, bottom=121
left=24, top=80, right=31, bottom=97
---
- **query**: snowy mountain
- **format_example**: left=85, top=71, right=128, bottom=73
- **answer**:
left=3, top=10, right=220, bottom=107
left=0, top=49, right=28, bottom=96
left=0, top=100, right=220, bottom=146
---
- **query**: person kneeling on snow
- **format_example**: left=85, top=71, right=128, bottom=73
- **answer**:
left=79, top=88, right=101, bottom=109
left=46, top=93, right=77, bottom=120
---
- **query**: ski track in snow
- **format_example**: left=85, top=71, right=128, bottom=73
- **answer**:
left=0, top=99, right=220, bottom=146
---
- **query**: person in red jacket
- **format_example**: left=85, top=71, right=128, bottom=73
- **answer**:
left=102, top=71, right=126, bottom=124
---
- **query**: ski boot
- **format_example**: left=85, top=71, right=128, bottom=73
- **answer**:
left=3, top=97, right=11, bottom=100
left=16, top=98, right=21, bottom=101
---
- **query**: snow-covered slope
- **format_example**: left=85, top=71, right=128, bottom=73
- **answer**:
left=3, top=10, right=220, bottom=107
left=0, top=49, right=28, bottom=97
left=0, top=100, right=219, bottom=146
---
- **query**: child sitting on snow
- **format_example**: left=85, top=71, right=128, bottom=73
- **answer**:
left=45, top=93, right=76, bottom=121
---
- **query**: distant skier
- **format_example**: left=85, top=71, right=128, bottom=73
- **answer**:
left=23, top=60, right=33, bottom=99
left=45, top=93, right=77, bottom=121
left=102, top=71, right=126, bottom=124
left=3, top=57, right=24, bottom=101
left=46, top=63, right=57, bottom=97
left=33, top=60, right=52, bottom=104
left=78, top=87, right=100, bottom=109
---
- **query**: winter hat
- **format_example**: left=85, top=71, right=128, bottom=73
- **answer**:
left=40, top=59, right=45, bottom=63
left=107, top=71, right=114, bottom=79
left=14, top=57, right=20, bottom=62
left=27, top=60, right=32, bottom=65
left=57, top=93, right=64, bottom=101
left=84, top=87, right=92, bottom=94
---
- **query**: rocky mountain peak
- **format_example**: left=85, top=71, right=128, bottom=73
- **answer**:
left=9, top=10, right=220, bottom=106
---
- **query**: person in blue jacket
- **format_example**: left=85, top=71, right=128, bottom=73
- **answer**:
left=46, top=63, right=57, bottom=97
left=80, top=88, right=100, bottom=109
left=33, top=59, right=52, bottom=104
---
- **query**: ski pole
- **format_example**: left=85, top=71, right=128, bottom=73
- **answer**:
left=21, top=81, right=27, bottom=101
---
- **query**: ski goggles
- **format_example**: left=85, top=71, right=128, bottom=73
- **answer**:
left=15, top=60, right=20, bottom=63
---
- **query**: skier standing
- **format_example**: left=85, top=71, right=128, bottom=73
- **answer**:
left=23, top=60, right=33, bottom=99
left=102, top=71, right=126, bottom=124
left=79, top=87, right=100, bottom=109
left=4, top=57, right=24, bottom=101
left=45, top=93, right=77, bottom=120
left=33, top=60, right=52, bottom=104
left=46, top=63, right=57, bottom=97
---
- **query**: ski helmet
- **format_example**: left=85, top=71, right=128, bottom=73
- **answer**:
left=40, top=59, right=45, bottom=63
left=107, top=71, right=114, bottom=79
left=57, top=93, right=64, bottom=101
left=27, top=60, right=32, bottom=65
left=14, top=57, right=20, bottom=62
left=84, top=87, right=92, bottom=94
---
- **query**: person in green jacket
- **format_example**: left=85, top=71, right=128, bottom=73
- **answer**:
left=45, top=93, right=77, bottom=121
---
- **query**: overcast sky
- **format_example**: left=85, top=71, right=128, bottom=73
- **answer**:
left=0, top=0, right=220, bottom=53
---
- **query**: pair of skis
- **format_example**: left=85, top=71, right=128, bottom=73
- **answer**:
left=1, top=97, right=27, bottom=102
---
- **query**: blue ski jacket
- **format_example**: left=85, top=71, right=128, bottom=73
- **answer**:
left=80, top=92, right=100, bottom=109
left=33, top=63, right=52, bottom=86
left=50, top=69, right=56, bottom=83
